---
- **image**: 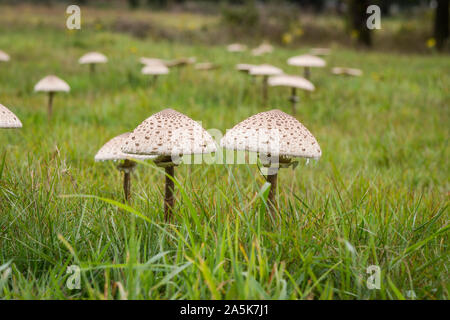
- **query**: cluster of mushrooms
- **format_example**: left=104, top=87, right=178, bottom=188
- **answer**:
left=1, top=45, right=362, bottom=222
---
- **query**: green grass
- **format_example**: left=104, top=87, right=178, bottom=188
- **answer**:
left=0, top=5, right=448, bottom=300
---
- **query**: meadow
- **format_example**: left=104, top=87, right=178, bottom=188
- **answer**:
left=0, top=4, right=448, bottom=300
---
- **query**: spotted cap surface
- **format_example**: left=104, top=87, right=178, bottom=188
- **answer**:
left=0, top=50, right=10, bottom=62
left=221, top=109, right=321, bottom=159
left=122, top=109, right=217, bottom=157
left=287, top=54, right=326, bottom=68
left=141, top=64, right=169, bottom=75
left=249, top=64, right=283, bottom=76
left=268, top=75, right=315, bottom=91
left=79, top=52, right=108, bottom=64
left=0, top=104, right=22, bottom=128
left=34, top=75, right=70, bottom=93
left=95, top=133, right=156, bottom=162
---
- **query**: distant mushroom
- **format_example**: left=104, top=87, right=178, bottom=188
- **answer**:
left=0, top=50, right=10, bottom=63
left=268, top=75, right=315, bottom=114
left=79, top=52, right=108, bottom=74
left=287, top=54, right=326, bottom=79
left=0, top=104, right=22, bottom=129
left=220, top=109, right=321, bottom=218
left=194, top=62, right=220, bottom=71
left=166, top=57, right=196, bottom=68
left=95, top=133, right=155, bottom=202
left=236, top=63, right=258, bottom=74
left=141, top=64, right=169, bottom=84
left=252, top=43, right=274, bottom=56
left=140, top=57, right=168, bottom=66
left=310, top=48, right=331, bottom=56
left=332, top=67, right=363, bottom=77
left=227, top=43, right=247, bottom=53
left=121, top=109, right=216, bottom=221
left=249, top=64, right=283, bottom=106
left=34, top=75, right=70, bottom=120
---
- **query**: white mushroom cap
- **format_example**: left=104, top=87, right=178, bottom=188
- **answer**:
left=220, top=109, right=321, bottom=159
left=141, top=64, right=169, bottom=75
left=122, top=109, right=216, bottom=157
left=268, top=75, right=315, bottom=91
left=252, top=43, right=274, bottom=56
left=236, top=63, right=257, bottom=73
left=166, top=57, right=196, bottom=67
left=79, top=52, right=108, bottom=64
left=0, top=50, right=10, bottom=62
left=140, top=57, right=167, bottom=66
left=287, top=54, right=326, bottom=68
left=95, top=133, right=156, bottom=162
left=227, top=43, right=247, bottom=52
left=332, top=67, right=363, bottom=77
left=194, top=62, right=219, bottom=71
left=310, top=48, right=331, bottom=56
left=0, top=104, right=22, bottom=128
left=249, top=64, right=283, bottom=76
left=34, top=75, right=70, bottom=93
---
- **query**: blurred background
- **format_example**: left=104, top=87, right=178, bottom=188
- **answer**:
left=1, top=0, right=448, bottom=54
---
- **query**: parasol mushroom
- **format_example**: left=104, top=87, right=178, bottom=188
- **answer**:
left=332, top=67, right=363, bottom=77
left=79, top=52, right=108, bottom=74
left=121, top=109, right=216, bottom=221
left=268, top=75, right=315, bottom=114
left=220, top=109, right=321, bottom=218
left=249, top=64, right=283, bottom=106
left=0, top=50, right=10, bottom=63
left=287, top=54, right=326, bottom=79
left=0, top=104, right=22, bottom=129
left=34, top=75, right=70, bottom=120
left=141, top=64, right=169, bottom=85
left=227, top=43, right=247, bottom=53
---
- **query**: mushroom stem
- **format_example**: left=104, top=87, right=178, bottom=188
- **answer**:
left=266, top=171, right=278, bottom=218
left=262, top=75, right=268, bottom=106
left=290, top=87, right=298, bottom=115
left=164, top=165, right=175, bottom=222
left=90, top=64, right=95, bottom=74
left=48, top=92, right=54, bottom=120
left=118, top=159, right=136, bottom=203
left=304, top=66, right=310, bottom=79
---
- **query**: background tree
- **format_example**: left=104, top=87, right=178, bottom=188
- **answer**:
left=434, top=0, right=449, bottom=50
left=347, top=0, right=371, bottom=47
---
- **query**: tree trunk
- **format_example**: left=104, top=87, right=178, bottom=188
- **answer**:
left=348, top=0, right=372, bottom=47
left=434, top=0, right=449, bottom=50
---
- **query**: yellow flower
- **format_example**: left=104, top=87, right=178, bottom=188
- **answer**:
left=351, top=30, right=359, bottom=39
left=427, top=38, right=436, bottom=48
left=95, top=23, right=103, bottom=31
left=293, top=27, right=304, bottom=37
left=282, top=33, right=293, bottom=44
left=130, top=47, right=137, bottom=54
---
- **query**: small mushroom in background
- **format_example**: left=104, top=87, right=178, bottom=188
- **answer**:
left=121, top=108, right=216, bottom=222
left=141, top=64, right=169, bottom=84
left=34, top=75, right=70, bottom=120
left=332, top=67, right=363, bottom=77
left=227, top=43, right=247, bottom=53
left=221, top=109, right=321, bottom=218
left=287, top=54, right=326, bottom=79
left=0, top=103, right=22, bottom=129
left=236, top=63, right=258, bottom=74
left=268, top=75, right=315, bottom=115
left=165, top=57, right=196, bottom=68
left=0, top=50, right=10, bottom=63
left=310, top=48, right=331, bottom=56
left=252, top=43, right=274, bottom=56
left=78, top=52, right=108, bottom=74
left=194, top=62, right=220, bottom=71
left=140, top=57, right=168, bottom=66
left=95, top=133, right=155, bottom=203
left=249, top=64, right=283, bottom=106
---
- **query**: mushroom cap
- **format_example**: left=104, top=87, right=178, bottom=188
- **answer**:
left=79, top=52, right=108, bottom=64
left=268, top=75, right=315, bottom=91
left=249, top=64, right=283, bottom=76
left=194, top=62, right=219, bottom=71
left=141, top=64, right=169, bottom=75
left=236, top=63, right=257, bottom=73
left=332, top=67, right=363, bottom=77
left=140, top=57, right=167, bottom=66
left=287, top=54, right=326, bottom=68
left=227, top=43, right=247, bottom=52
left=252, top=43, right=274, bottom=56
left=0, top=104, right=22, bottom=128
left=0, top=50, right=10, bottom=62
left=310, top=48, right=331, bottom=56
left=166, top=57, right=196, bottom=67
left=122, top=108, right=217, bottom=157
left=34, top=75, right=70, bottom=93
left=220, top=109, right=321, bottom=159
left=95, top=133, right=156, bottom=162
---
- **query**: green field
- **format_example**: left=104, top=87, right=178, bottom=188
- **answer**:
left=0, top=5, right=448, bottom=300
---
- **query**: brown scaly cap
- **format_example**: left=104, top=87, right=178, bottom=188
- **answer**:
left=95, top=133, right=156, bottom=162
left=0, top=104, right=22, bottom=128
